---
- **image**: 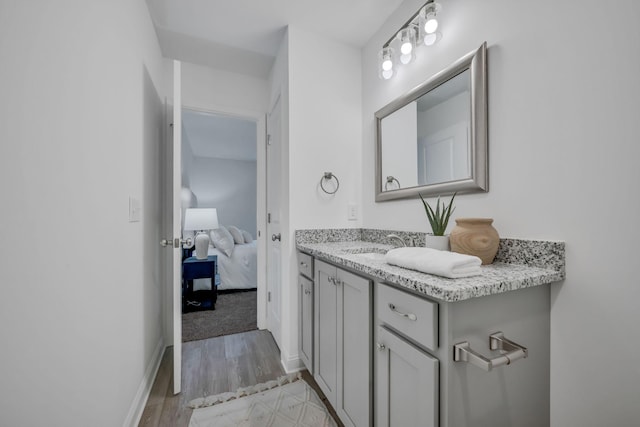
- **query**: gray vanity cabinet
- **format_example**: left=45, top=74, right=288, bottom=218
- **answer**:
left=375, top=281, right=550, bottom=427
left=375, top=283, right=440, bottom=427
left=375, top=326, right=439, bottom=427
left=297, top=252, right=314, bottom=372
left=314, top=259, right=372, bottom=427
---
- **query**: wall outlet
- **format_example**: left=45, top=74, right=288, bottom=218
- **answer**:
left=348, top=204, right=358, bottom=221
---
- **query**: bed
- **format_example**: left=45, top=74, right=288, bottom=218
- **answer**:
left=193, top=240, right=257, bottom=291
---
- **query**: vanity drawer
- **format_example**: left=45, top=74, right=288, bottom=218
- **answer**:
left=297, top=251, right=314, bottom=279
left=377, top=283, right=438, bottom=351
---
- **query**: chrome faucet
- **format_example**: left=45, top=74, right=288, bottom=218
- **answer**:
left=387, top=233, right=416, bottom=247
left=387, top=234, right=407, bottom=247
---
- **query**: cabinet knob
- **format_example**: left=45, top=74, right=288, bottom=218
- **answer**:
left=376, top=343, right=386, bottom=351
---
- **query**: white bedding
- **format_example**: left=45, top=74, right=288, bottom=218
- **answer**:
left=193, top=240, right=257, bottom=291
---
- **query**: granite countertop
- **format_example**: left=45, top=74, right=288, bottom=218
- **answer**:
left=295, top=229, right=565, bottom=303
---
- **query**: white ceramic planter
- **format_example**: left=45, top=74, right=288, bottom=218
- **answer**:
left=425, top=234, right=450, bottom=251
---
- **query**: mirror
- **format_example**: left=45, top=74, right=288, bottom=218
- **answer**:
left=375, top=42, right=488, bottom=202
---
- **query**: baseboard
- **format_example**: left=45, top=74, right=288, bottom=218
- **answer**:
left=280, top=349, right=304, bottom=373
left=123, top=339, right=166, bottom=427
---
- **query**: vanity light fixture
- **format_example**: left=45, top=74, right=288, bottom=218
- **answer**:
left=377, top=0, right=442, bottom=80
left=398, top=26, right=417, bottom=64
left=422, top=1, right=441, bottom=34
left=378, top=46, right=395, bottom=80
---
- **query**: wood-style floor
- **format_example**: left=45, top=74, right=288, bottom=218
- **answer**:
left=138, top=329, right=342, bottom=427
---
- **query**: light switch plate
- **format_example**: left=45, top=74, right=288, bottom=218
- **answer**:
left=129, top=197, right=141, bottom=222
left=348, top=204, right=358, bottom=221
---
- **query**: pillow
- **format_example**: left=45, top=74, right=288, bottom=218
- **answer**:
left=227, top=225, right=245, bottom=244
left=210, top=226, right=234, bottom=257
left=241, top=230, right=253, bottom=243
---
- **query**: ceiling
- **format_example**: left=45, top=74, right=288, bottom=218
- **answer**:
left=145, top=0, right=406, bottom=78
left=183, top=109, right=257, bottom=161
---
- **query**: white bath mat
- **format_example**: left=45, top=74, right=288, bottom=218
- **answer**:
left=188, top=376, right=337, bottom=427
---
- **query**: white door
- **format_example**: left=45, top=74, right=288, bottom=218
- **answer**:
left=160, top=60, right=182, bottom=395
left=266, top=97, right=282, bottom=348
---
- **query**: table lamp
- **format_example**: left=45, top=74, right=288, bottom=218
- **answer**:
left=183, top=208, right=219, bottom=259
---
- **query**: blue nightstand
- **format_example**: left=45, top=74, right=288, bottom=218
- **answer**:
left=182, top=255, right=219, bottom=312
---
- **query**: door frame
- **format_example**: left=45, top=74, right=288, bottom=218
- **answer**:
left=175, top=103, right=268, bottom=329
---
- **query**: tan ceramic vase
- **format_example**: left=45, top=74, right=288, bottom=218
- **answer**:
left=450, top=218, right=500, bottom=265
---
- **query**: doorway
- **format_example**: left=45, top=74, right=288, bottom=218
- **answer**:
left=180, top=107, right=265, bottom=342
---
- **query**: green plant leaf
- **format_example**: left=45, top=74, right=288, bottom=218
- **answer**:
left=419, top=192, right=457, bottom=236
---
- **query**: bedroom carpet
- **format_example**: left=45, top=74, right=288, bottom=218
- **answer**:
left=182, top=289, right=257, bottom=342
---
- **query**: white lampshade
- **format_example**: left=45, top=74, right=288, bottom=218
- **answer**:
left=183, top=208, right=219, bottom=259
left=183, top=208, right=219, bottom=231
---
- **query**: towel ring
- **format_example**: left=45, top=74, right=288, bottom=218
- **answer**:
left=320, top=172, right=340, bottom=194
left=384, top=176, right=401, bottom=190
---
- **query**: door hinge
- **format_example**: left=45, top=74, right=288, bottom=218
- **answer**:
left=267, top=213, right=271, bottom=224
left=268, top=291, right=271, bottom=302
left=267, top=134, right=272, bottom=146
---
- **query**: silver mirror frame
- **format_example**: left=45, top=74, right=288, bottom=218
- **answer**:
left=375, top=42, right=488, bottom=202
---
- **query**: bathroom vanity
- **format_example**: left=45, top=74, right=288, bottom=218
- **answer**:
left=296, top=228, right=564, bottom=427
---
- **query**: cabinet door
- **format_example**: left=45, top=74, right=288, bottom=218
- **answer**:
left=299, top=275, right=313, bottom=373
left=337, top=269, right=372, bottom=427
left=314, top=261, right=338, bottom=406
left=376, top=326, right=439, bottom=427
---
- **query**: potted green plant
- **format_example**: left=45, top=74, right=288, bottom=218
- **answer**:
left=419, top=192, right=456, bottom=250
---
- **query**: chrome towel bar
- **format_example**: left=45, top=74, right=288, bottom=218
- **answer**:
left=320, top=172, right=340, bottom=194
left=384, top=176, right=401, bottom=190
left=453, top=331, right=527, bottom=371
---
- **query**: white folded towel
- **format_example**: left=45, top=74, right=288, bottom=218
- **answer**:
left=384, top=247, right=482, bottom=279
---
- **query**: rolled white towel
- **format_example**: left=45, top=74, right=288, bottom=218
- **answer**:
left=384, top=247, right=482, bottom=279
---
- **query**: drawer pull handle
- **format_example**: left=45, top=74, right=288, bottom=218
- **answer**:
left=453, top=331, right=528, bottom=372
left=300, top=262, right=308, bottom=268
left=388, top=303, right=417, bottom=321
left=304, top=289, right=312, bottom=295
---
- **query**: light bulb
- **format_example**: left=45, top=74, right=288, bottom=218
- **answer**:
left=400, top=53, right=412, bottom=65
left=401, top=40, right=413, bottom=55
left=378, top=47, right=395, bottom=80
left=398, top=27, right=415, bottom=56
left=424, top=12, right=438, bottom=34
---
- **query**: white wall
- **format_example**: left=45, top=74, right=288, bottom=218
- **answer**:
left=279, top=26, right=363, bottom=369
left=0, top=1, right=165, bottom=426
left=188, top=156, right=258, bottom=237
left=362, top=0, right=640, bottom=425
left=167, top=59, right=270, bottom=114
